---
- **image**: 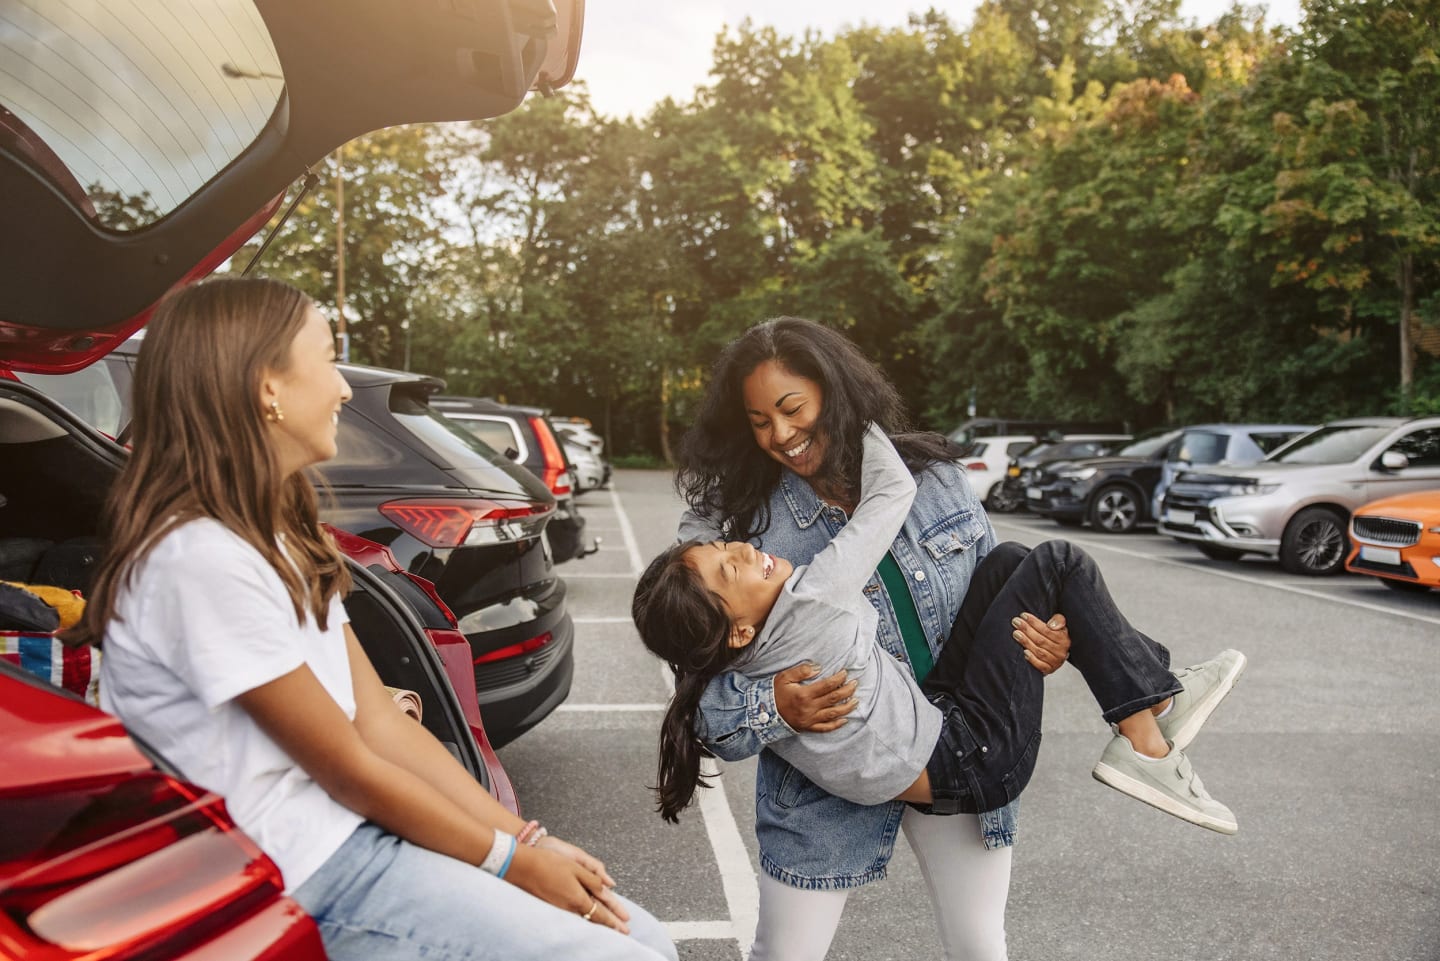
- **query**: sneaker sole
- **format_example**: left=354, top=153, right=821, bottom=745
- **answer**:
left=1166, top=651, right=1248, bottom=751
left=1092, top=762, right=1239, bottom=835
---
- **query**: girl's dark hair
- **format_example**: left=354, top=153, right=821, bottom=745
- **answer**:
left=632, top=540, right=749, bottom=822
left=676, top=316, right=960, bottom=542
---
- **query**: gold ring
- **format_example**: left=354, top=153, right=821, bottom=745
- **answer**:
left=582, top=898, right=599, bottom=921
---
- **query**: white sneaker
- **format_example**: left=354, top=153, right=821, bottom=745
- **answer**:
left=1093, top=735, right=1238, bottom=835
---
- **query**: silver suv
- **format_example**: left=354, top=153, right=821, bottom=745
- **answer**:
left=1159, top=417, right=1440, bottom=575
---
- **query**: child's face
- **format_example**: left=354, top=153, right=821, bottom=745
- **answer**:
left=684, top=541, right=792, bottom=647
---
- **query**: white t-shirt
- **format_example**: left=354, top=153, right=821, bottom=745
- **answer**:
left=99, top=518, right=364, bottom=892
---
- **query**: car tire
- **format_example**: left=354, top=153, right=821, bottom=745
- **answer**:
left=986, top=483, right=1021, bottom=514
left=1088, top=484, right=1141, bottom=534
left=1279, top=507, right=1348, bottom=576
left=1381, top=578, right=1431, bottom=594
left=1198, top=544, right=1245, bottom=562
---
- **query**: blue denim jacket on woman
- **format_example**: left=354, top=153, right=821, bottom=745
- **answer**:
left=678, top=458, right=1019, bottom=891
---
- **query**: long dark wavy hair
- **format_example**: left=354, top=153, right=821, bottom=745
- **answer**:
left=676, top=317, right=961, bottom=542
left=632, top=539, right=751, bottom=823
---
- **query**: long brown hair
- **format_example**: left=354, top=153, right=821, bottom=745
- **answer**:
left=68, top=276, right=349, bottom=647
left=631, top=540, right=750, bottom=823
left=676, top=317, right=961, bottom=542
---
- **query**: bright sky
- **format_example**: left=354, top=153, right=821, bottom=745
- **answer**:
left=575, top=0, right=1303, bottom=119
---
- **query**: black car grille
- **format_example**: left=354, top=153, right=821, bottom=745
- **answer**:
left=1351, top=515, right=1422, bottom=547
left=1163, top=488, right=1218, bottom=510
left=475, top=640, right=565, bottom=693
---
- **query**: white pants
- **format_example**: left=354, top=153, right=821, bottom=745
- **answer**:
left=748, top=809, right=1011, bottom=961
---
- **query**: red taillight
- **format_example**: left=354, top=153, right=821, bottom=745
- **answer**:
left=0, top=772, right=284, bottom=958
left=473, top=631, right=554, bottom=665
left=379, top=498, right=553, bottom=548
left=530, top=417, right=572, bottom=496
left=964, top=461, right=988, bottom=472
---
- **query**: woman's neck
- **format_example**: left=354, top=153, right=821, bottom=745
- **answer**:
left=811, top=477, right=857, bottom=515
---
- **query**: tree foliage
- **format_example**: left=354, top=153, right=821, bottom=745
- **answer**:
left=230, top=0, right=1440, bottom=456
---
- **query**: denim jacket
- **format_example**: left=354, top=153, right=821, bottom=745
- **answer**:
left=678, top=459, right=1020, bottom=891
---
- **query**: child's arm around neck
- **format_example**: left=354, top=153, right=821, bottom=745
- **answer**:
left=788, top=424, right=917, bottom=600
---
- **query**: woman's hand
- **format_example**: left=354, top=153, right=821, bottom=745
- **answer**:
left=535, top=833, right=616, bottom=889
left=505, top=844, right=632, bottom=934
left=775, top=661, right=858, bottom=732
left=1012, top=613, right=1070, bottom=675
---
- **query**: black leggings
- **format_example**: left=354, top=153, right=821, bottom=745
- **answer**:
left=917, top=541, right=1181, bottom=814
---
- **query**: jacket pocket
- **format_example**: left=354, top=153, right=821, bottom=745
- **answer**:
left=919, top=509, right=987, bottom=561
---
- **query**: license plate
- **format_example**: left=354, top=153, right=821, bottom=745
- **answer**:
left=1165, top=509, right=1195, bottom=526
left=1026, top=487, right=1042, bottom=499
left=1360, top=545, right=1402, bottom=566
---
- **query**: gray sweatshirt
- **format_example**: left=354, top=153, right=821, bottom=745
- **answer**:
left=739, top=424, right=943, bottom=805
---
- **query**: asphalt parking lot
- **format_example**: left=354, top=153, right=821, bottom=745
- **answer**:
left=497, top=469, right=1440, bottom=961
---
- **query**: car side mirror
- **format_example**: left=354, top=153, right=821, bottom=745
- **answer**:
left=1380, top=450, right=1410, bottom=471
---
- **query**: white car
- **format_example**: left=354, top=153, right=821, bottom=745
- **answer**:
left=958, top=435, right=1039, bottom=511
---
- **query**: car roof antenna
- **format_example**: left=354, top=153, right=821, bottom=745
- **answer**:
left=241, top=168, right=322, bottom=276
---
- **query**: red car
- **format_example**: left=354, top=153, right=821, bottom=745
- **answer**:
left=0, top=1, right=582, bottom=957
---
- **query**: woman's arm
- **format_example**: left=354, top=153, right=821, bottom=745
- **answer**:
left=235, top=635, right=631, bottom=932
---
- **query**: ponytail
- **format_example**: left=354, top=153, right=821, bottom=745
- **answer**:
left=656, top=671, right=714, bottom=822
left=633, top=540, right=750, bottom=823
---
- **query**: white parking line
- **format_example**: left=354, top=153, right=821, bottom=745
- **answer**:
left=993, top=519, right=1440, bottom=628
left=600, top=480, right=758, bottom=955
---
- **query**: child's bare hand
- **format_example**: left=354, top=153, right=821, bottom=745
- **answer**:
left=1012, top=613, right=1069, bottom=675
left=775, top=662, right=857, bottom=732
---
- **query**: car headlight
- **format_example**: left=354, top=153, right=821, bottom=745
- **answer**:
left=1058, top=467, right=1098, bottom=481
left=1228, top=482, right=1280, bottom=496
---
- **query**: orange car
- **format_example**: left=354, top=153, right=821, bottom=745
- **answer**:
left=1346, top=491, right=1440, bottom=593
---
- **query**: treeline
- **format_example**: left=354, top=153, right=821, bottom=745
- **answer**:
left=233, top=0, right=1439, bottom=458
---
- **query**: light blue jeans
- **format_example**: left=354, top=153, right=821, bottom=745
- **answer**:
left=292, top=823, right=678, bottom=961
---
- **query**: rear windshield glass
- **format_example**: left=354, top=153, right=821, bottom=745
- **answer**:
left=1271, top=425, right=1392, bottom=464
left=389, top=392, right=515, bottom=469
left=14, top=355, right=130, bottom=437
left=0, top=1, right=283, bottom=230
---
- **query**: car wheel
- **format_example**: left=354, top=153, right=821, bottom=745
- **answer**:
left=1088, top=484, right=1141, bottom=533
left=986, top=484, right=1021, bottom=514
left=1198, top=544, right=1245, bottom=562
left=1381, top=578, right=1431, bottom=594
left=1279, top=507, right=1348, bottom=576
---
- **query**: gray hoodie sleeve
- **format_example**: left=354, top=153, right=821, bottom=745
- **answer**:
left=789, top=424, right=916, bottom=602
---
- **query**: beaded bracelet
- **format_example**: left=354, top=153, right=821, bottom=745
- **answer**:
left=517, top=820, right=549, bottom=847
left=479, top=828, right=517, bottom=879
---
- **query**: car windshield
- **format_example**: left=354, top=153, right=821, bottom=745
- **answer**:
left=0, top=0, right=284, bottom=230
left=1270, top=425, right=1394, bottom=464
left=1118, top=431, right=1178, bottom=458
left=1175, top=431, right=1228, bottom=465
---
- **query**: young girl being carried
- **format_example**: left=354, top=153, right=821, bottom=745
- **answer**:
left=634, top=423, right=1246, bottom=833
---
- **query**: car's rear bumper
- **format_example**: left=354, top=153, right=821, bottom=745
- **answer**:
left=466, top=611, right=574, bottom=748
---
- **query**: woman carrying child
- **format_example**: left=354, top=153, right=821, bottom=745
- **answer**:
left=72, top=277, right=676, bottom=961
left=648, top=317, right=1243, bottom=961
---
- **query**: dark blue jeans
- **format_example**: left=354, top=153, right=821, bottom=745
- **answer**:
left=918, top=541, right=1182, bottom=815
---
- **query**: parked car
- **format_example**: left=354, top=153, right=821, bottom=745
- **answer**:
left=563, top=435, right=609, bottom=492
left=954, top=434, right=1037, bottom=512
left=1026, top=430, right=1184, bottom=532
left=947, top=417, right=1128, bottom=450
left=429, top=395, right=598, bottom=559
left=1150, top=423, right=1314, bottom=519
left=1161, top=417, right=1440, bottom=574
left=553, top=416, right=613, bottom=491
left=21, top=345, right=577, bottom=748
left=1345, top=491, right=1440, bottom=593
left=994, top=435, right=1134, bottom=513
left=0, top=0, right=581, bottom=955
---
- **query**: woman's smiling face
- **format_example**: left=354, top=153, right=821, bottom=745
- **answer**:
left=742, top=360, right=826, bottom=479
